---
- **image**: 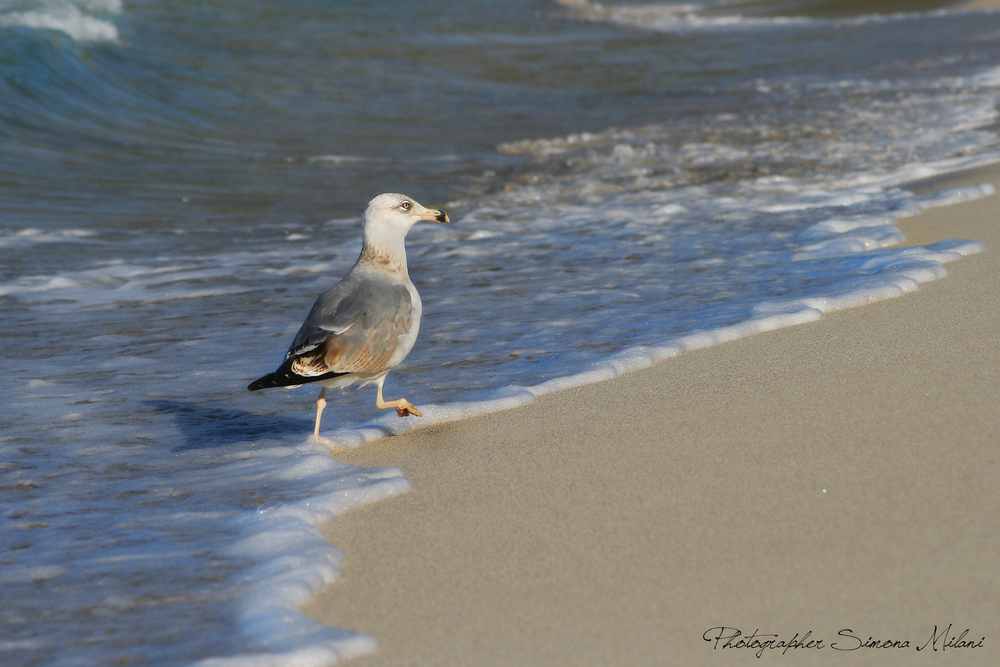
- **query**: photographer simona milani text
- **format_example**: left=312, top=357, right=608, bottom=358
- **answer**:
left=703, top=625, right=985, bottom=658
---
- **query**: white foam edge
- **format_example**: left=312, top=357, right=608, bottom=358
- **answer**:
left=795, top=181, right=995, bottom=258
left=197, top=462, right=411, bottom=666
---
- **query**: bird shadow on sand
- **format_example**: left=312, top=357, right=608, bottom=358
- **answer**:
left=143, top=399, right=313, bottom=451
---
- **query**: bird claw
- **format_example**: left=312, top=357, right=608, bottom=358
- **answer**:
left=396, top=403, right=422, bottom=418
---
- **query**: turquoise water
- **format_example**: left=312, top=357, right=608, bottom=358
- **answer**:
left=2, top=0, right=1000, bottom=664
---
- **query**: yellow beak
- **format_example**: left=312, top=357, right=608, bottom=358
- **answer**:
left=419, top=208, right=450, bottom=223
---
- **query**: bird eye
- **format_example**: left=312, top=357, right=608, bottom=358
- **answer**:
left=401, top=200, right=411, bottom=210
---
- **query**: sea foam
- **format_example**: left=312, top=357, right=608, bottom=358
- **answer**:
left=0, top=0, right=122, bottom=42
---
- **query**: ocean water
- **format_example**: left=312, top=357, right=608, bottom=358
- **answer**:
left=2, top=0, right=1000, bottom=664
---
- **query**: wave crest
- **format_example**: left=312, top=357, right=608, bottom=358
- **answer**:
left=0, top=0, right=122, bottom=42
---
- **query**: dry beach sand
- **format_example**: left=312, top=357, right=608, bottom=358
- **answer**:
left=303, top=154, right=1000, bottom=663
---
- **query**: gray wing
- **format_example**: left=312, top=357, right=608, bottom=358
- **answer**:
left=283, top=271, right=414, bottom=376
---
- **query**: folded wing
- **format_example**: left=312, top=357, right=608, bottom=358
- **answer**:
left=248, top=272, right=413, bottom=390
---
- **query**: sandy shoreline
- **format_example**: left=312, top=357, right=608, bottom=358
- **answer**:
left=302, top=154, right=1000, bottom=664
left=300, top=8, right=1000, bottom=667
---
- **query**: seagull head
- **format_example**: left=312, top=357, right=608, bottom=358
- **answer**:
left=364, top=193, right=449, bottom=238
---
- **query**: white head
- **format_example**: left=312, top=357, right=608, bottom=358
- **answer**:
left=359, top=193, right=449, bottom=270
left=364, top=193, right=448, bottom=235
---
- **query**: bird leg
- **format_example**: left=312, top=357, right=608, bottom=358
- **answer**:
left=376, top=380, right=422, bottom=417
left=313, top=388, right=327, bottom=439
left=309, top=388, right=344, bottom=450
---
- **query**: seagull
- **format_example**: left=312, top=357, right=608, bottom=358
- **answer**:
left=248, top=193, right=449, bottom=443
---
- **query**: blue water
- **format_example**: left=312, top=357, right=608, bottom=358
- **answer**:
left=2, top=0, right=1000, bottom=664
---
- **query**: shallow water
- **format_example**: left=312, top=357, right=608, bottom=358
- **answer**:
left=2, top=0, right=1000, bottom=664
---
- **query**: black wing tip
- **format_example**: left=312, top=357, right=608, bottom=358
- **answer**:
left=247, top=374, right=276, bottom=392
left=248, top=368, right=351, bottom=392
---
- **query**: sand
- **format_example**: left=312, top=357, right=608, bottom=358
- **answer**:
left=956, top=0, right=1000, bottom=10
left=303, top=147, right=1000, bottom=667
